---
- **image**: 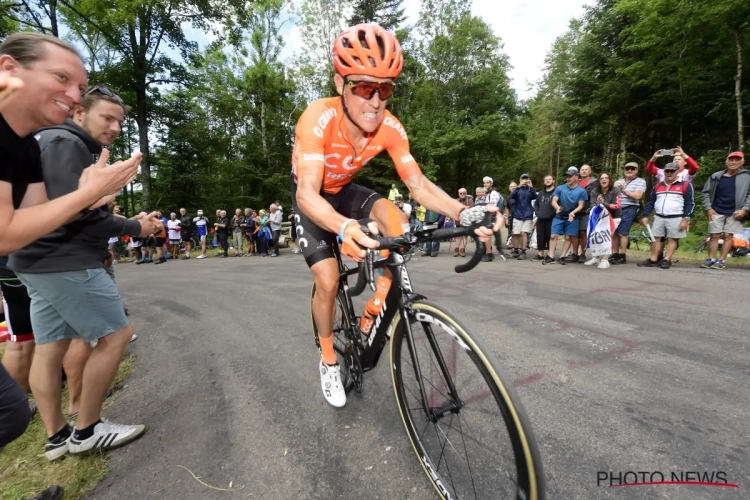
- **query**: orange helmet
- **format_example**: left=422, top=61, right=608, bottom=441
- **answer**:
left=333, top=23, right=403, bottom=79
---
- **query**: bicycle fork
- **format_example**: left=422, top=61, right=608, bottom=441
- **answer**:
left=401, top=305, right=463, bottom=423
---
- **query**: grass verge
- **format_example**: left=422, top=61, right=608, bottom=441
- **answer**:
left=0, top=346, right=135, bottom=500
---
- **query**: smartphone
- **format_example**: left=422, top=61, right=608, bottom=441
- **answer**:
left=660, top=149, right=673, bottom=156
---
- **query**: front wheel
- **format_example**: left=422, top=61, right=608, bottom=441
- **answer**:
left=390, top=300, right=545, bottom=499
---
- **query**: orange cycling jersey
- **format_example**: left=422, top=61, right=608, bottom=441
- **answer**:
left=292, top=97, right=422, bottom=194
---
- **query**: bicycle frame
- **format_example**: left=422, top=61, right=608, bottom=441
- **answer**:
left=332, top=244, right=463, bottom=419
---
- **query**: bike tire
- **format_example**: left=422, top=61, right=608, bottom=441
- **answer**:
left=695, top=241, right=707, bottom=254
left=310, top=283, right=358, bottom=393
left=390, top=300, right=545, bottom=500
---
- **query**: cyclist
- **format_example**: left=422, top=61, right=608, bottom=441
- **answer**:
left=291, top=23, right=503, bottom=407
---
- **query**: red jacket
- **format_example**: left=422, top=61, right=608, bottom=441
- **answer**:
left=646, top=156, right=699, bottom=183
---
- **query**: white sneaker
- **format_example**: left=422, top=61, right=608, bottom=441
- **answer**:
left=597, top=260, right=611, bottom=269
left=129, top=333, right=138, bottom=343
left=584, top=257, right=601, bottom=266
left=319, top=361, right=346, bottom=408
left=196, top=254, right=206, bottom=259
left=68, top=419, right=146, bottom=455
left=45, top=434, right=71, bottom=461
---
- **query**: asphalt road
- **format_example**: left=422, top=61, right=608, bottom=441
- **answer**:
left=91, top=249, right=749, bottom=500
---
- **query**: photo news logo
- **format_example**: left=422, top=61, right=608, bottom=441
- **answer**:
left=597, top=471, right=739, bottom=489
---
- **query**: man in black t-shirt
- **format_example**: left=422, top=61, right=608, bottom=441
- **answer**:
left=0, top=35, right=145, bottom=499
left=179, top=207, right=194, bottom=258
left=0, top=31, right=139, bottom=500
left=215, top=210, right=230, bottom=257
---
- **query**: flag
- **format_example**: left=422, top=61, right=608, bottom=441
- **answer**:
left=586, top=204, right=615, bottom=256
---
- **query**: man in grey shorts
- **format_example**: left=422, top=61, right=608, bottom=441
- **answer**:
left=638, top=162, right=695, bottom=269
left=9, top=85, right=158, bottom=461
left=700, top=151, right=749, bottom=269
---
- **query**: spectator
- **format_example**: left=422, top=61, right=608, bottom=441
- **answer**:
left=269, top=204, right=283, bottom=257
left=700, top=151, right=749, bottom=269
left=505, top=181, right=518, bottom=254
left=475, top=187, right=486, bottom=204
left=215, top=210, right=229, bottom=258
left=647, top=146, right=700, bottom=183
left=638, top=162, right=695, bottom=269
left=257, top=210, right=271, bottom=256
left=153, top=213, right=167, bottom=264
left=7, top=82, right=157, bottom=462
left=534, top=174, right=556, bottom=263
left=167, top=212, right=181, bottom=260
left=482, top=177, right=504, bottom=262
left=455, top=188, right=474, bottom=257
left=230, top=209, right=245, bottom=257
left=244, top=208, right=257, bottom=255
left=194, top=209, right=209, bottom=259
left=576, top=164, right=596, bottom=263
left=509, top=174, right=537, bottom=260
left=612, top=162, right=647, bottom=265
left=549, top=167, right=588, bottom=265
left=585, top=173, right=622, bottom=269
left=422, top=202, right=446, bottom=257
left=388, top=183, right=399, bottom=202
left=156, top=210, right=169, bottom=258
left=179, top=208, right=193, bottom=259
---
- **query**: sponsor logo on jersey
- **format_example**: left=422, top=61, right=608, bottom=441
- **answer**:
left=366, top=144, right=382, bottom=151
left=323, top=153, right=355, bottom=170
left=331, top=142, right=348, bottom=149
left=303, top=153, right=324, bottom=162
left=400, top=154, right=414, bottom=164
left=326, top=172, right=354, bottom=181
left=383, top=116, right=408, bottom=140
left=313, top=107, right=337, bottom=138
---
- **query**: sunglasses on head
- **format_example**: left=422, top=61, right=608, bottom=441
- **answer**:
left=346, top=79, right=395, bottom=100
left=83, top=86, right=125, bottom=107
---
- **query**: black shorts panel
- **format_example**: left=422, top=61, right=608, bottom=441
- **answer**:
left=181, top=231, right=194, bottom=242
left=291, top=180, right=382, bottom=267
left=1, top=279, right=33, bottom=340
left=155, top=237, right=166, bottom=247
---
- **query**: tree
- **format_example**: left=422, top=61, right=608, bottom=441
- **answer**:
left=347, top=0, right=405, bottom=30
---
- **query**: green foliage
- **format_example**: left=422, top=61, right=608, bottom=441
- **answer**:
left=523, top=0, right=750, bottom=185
left=348, top=0, right=405, bottom=30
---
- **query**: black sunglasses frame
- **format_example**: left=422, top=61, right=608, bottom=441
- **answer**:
left=83, top=86, right=125, bottom=107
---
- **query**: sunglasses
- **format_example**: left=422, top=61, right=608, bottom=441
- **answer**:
left=624, top=167, right=637, bottom=171
left=346, top=80, right=395, bottom=100
left=83, top=86, right=125, bottom=107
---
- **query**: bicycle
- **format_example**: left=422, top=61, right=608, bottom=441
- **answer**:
left=309, top=213, right=545, bottom=499
left=627, top=229, right=653, bottom=251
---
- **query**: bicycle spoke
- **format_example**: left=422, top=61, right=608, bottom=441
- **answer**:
left=392, top=303, right=541, bottom=499
left=457, top=415, right=478, bottom=499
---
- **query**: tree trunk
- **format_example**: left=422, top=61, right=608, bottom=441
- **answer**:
left=48, top=0, right=58, bottom=37
left=136, top=84, right=151, bottom=210
left=735, top=29, right=745, bottom=149
left=260, top=73, right=269, bottom=170
left=87, top=45, right=96, bottom=74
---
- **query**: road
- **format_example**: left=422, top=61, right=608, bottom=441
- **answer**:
left=91, top=250, right=749, bottom=500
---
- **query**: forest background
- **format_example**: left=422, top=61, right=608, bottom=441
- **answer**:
left=1, top=0, right=748, bottom=214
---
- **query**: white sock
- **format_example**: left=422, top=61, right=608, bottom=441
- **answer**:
left=186, top=252, right=190, bottom=257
